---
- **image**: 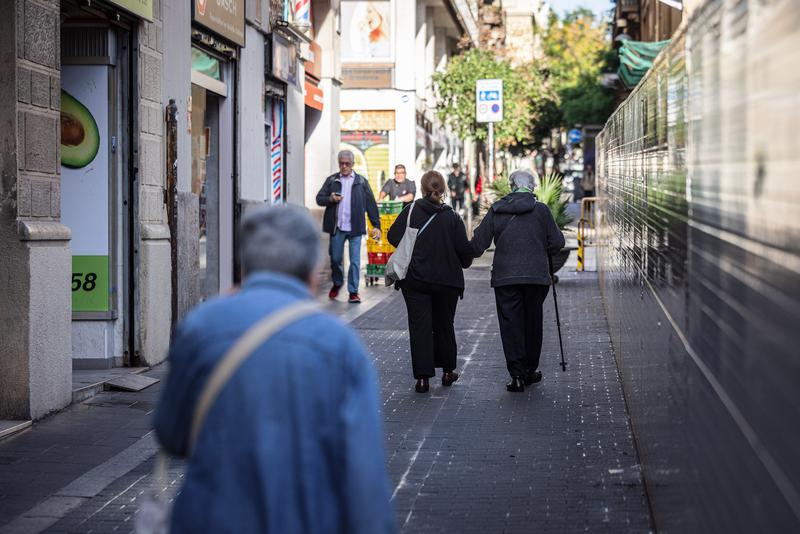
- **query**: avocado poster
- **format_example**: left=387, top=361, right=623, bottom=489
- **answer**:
left=60, top=65, right=111, bottom=314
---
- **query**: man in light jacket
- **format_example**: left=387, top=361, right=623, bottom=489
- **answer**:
left=470, top=169, right=565, bottom=392
left=154, top=205, right=396, bottom=534
left=316, top=150, right=381, bottom=304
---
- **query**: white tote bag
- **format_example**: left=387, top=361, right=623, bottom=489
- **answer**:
left=385, top=203, right=436, bottom=287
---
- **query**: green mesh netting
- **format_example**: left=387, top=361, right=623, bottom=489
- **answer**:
left=618, top=40, right=670, bottom=89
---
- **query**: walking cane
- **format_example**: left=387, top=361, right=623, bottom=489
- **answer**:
left=548, top=254, right=567, bottom=372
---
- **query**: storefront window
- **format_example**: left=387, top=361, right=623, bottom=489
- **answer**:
left=191, top=84, right=221, bottom=300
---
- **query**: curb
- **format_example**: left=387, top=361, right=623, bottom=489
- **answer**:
left=0, top=420, right=32, bottom=442
left=70, top=367, right=151, bottom=405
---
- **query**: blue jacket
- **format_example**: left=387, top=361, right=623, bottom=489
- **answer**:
left=153, top=272, right=396, bottom=534
left=315, top=172, right=381, bottom=235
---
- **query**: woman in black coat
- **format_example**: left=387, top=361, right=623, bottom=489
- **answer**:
left=388, top=171, right=473, bottom=393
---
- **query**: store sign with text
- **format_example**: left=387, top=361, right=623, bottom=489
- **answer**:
left=341, top=66, right=393, bottom=89
left=271, top=33, right=299, bottom=86
left=107, top=0, right=153, bottom=20
left=193, top=0, right=245, bottom=47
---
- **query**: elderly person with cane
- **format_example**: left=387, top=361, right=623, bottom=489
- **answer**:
left=470, top=169, right=565, bottom=392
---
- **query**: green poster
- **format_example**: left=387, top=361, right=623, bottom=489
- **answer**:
left=72, top=256, right=110, bottom=312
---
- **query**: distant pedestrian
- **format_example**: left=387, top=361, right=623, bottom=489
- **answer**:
left=447, top=163, right=468, bottom=213
left=472, top=173, right=483, bottom=216
left=470, top=169, right=565, bottom=392
left=387, top=170, right=473, bottom=393
left=154, top=205, right=396, bottom=533
left=316, top=150, right=381, bottom=303
left=378, top=164, right=416, bottom=206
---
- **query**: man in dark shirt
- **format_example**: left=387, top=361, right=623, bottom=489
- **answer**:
left=447, top=163, right=468, bottom=213
left=379, top=164, right=416, bottom=205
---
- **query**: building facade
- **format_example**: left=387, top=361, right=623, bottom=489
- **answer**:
left=0, top=0, right=341, bottom=421
left=336, top=0, right=478, bottom=199
left=614, top=0, right=682, bottom=43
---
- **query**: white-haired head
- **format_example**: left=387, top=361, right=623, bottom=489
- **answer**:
left=337, top=149, right=355, bottom=163
left=509, top=169, right=536, bottom=192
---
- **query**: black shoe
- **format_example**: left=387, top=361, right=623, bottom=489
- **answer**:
left=506, top=377, right=525, bottom=392
left=524, top=370, right=542, bottom=385
left=415, top=378, right=430, bottom=393
left=441, top=371, right=459, bottom=387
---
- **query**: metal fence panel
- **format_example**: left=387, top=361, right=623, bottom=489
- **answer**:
left=597, top=0, right=800, bottom=530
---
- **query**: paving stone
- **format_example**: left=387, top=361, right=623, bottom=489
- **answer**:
left=2, top=254, right=653, bottom=533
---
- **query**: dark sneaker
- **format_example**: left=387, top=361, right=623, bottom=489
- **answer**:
left=415, top=378, right=430, bottom=393
left=328, top=285, right=341, bottom=300
left=506, top=377, right=525, bottom=392
left=524, top=370, right=542, bottom=385
left=442, top=371, right=460, bottom=386
left=348, top=293, right=362, bottom=304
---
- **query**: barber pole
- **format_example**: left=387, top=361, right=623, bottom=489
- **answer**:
left=270, top=101, right=284, bottom=204
left=293, top=0, right=311, bottom=28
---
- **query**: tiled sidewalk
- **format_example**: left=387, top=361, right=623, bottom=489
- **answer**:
left=1, top=253, right=652, bottom=533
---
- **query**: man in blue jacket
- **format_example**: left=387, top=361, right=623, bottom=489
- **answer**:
left=154, top=205, right=396, bottom=534
left=316, top=150, right=381, bottom=303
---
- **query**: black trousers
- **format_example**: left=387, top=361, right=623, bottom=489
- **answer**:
left=401, top=277, right=460, bottom=379
left=494, top=284, right=550, bottom=378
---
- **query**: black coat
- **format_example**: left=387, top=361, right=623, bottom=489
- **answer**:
left=388, top=198, right=473, bottom=292
left=447, top=172, right=468, bottom=198
left=471, top=192, right=565, bottom=287
left=315, top=172, right=380, bottom=235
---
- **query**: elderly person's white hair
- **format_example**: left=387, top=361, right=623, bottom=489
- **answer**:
left=337, top=149, right=355, bottom=162
left=509, top=169, right=536, bottom=191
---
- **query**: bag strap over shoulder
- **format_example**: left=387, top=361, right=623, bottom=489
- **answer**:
left=418, top=213, right=437, bottom=235
left=188, top=300, right=319, bottom=450
left=406, top=201, right=437, bottom=236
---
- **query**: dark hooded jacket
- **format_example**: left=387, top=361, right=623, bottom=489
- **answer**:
left=387, top=197, right=473, bottom=293
left=471, top=192, right=565, bottom=287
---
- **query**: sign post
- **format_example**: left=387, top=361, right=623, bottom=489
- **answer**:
left=488, top=123, right=494, bottom=184
left=476, top=79, right=503, bottom=183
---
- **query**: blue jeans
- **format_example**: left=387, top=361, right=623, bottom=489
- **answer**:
left=329, top=230, right=362, bottom=294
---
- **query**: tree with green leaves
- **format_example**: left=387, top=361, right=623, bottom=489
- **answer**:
left=534, top=8, right=616, bottom=139
left=432, top=48, right=549, bottom=149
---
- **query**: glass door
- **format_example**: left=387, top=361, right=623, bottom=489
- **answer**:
left=191, top=84, right=220, bottom=300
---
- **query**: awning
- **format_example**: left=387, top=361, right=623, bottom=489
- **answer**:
left=617, top=39, right=670, bottom=89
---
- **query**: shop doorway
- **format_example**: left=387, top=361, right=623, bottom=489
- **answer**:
left=190, top=45, right=234, bottom=301
left=60, top=20, right=135, bottom=368
left=191, top=85, right=221, bottom=301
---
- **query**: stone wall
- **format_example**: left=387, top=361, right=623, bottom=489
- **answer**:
left=0, top=0, right=72, bottom=420
left=136, top=1, right=171, bottom=366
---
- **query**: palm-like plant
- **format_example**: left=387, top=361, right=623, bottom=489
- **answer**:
left=535, top=172, right=573, bottom=230
left=487, top=175, right=513, bottom=198
left=487, top=172, right=572, bottom=230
